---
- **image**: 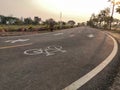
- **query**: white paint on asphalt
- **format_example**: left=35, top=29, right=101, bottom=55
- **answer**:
left=24, top=48, right=43, bottom=55
left=5, top=39, right=29, bottom=43
left=24, top=45, right=66, bottom=56
left=87, top=34, right=94, bottom=38
left=54, top=33, right=64, bottom=36
left=70, top=34, right=75, bottom=37
left=45, top=46, right=66, bottom=56
left=63, top=33, right=118, bottom=90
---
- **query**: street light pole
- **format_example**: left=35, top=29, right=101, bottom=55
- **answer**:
left=110, top=0, right=115, bottom=30
left=60, top=12, right=62, bottom=29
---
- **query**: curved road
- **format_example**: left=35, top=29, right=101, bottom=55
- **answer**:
left=0, top=27, right=118, bottom=90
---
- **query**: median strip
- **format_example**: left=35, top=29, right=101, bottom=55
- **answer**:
left=0, top=43, right=32, bottom=50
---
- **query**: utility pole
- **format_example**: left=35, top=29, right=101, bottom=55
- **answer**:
left=60, top=12, right=62, bottom=29
left=110, top=0, right=115, bottom=30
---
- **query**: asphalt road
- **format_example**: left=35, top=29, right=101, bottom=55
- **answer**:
left=0, top=27, right=118, bottom=90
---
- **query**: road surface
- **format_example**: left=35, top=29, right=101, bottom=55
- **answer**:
left=0, top=27, right=118, bottom=90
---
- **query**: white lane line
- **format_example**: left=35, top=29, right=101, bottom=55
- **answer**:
left=54, top=33, right=64, bottom=36
left=5, top=39, right=30, bottom=43
left=63, top=33, right=118, bottom=90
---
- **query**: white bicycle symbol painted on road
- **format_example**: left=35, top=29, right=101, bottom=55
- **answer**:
left=24, top=45, right=66, bottom=56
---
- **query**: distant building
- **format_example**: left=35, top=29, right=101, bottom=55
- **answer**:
left=34, top=16, right=41, bottom=24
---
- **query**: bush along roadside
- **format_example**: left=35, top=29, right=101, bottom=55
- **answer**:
left=0, top=25, right=78, bottom=36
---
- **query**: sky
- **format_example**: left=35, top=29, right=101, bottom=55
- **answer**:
left=0, top=0, right=119, bottom=23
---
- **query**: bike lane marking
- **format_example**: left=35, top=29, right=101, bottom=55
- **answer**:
left=24, top=45, right=67, bottom=56
left=0, top=43, right=33, bottom=50
left=63, top=33, right=118, bottom=90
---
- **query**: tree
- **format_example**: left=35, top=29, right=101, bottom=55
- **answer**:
left=88, top=8, right=111, bottom=29
left=0, top=15, right=6, bottom=24
left=33, top=16, right=41, bottom=25
left=116, top=6, right=120, bottom=13
left=5, top=16, right=19, bottom=25
left=88, top=13, right=98, bottom=27
left=44, top=18, right=56, bottom=25
left=113, top=18, right=120, bottom=26
left=0, top=15, right=43, bottom=25
left=108, top=0, right=120, bottom=30
left=67, top=20, right=76, bottom=27
left=24, top=17, right=33, bottom=25
left=44, top=18, right=56, bottom=31
left=14, top=19, right=24, bottom=25
left=90, top=13, right=96, bottom=20
left=0, top=15, right=20, bottom=25
left=98, top=8, right=110, bottom=28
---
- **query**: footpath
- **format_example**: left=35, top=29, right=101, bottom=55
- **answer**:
left=106, top=31, right=120, bottom=90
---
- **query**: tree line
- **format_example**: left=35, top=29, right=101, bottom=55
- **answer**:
left=0, top=15, right=82, bottom=32
left=0, top=15, right=41, bottom=25
left=87, top=0, right=120, bottom=30
left=0, top=15, right=78, bottom=26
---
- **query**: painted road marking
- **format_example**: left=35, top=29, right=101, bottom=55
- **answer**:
left=87, top=34, right=94, bottom=38
left=45, top=46, right=66, bottom=56
left=54, top=33, right=64, bottom=36
left=24, top=45, right=66, bottom=56
left=5, top=39, right=30, bottom=43
left=69, top=34, right=75, bottom=37
left=24, top=48, right=43, bottom=55
left=63, top=33, right=118, bottom=90
left=0, top=43, right=32, bottom=50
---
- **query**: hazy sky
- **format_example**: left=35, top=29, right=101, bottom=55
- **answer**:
left=0, top=0, right=119, bottom=23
